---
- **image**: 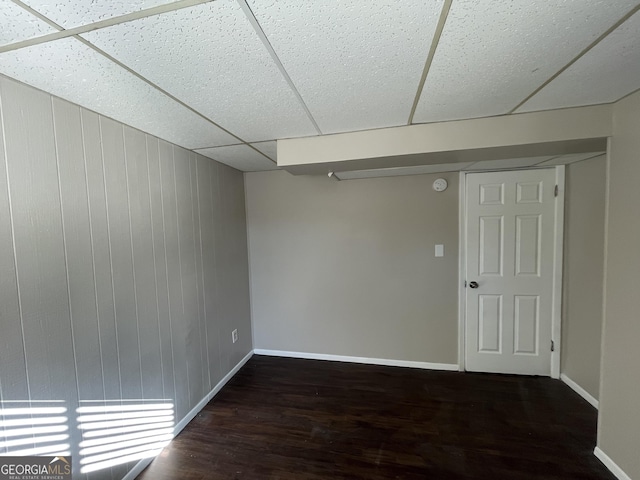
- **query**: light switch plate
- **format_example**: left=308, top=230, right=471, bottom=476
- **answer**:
left=435, top=244, right=444, bottom=257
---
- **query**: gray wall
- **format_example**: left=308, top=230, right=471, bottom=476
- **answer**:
left=598, top=89, right=640, bottom=478
left=0, top=76, right=252, bottom=480
left=245, top=170, right=459, bottom=365
left=561, top=156, right=607, bottom=400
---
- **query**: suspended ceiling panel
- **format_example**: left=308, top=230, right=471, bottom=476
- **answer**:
left=247, top=0, right=444, bottom=134
left=250, top=140, right=277, bottom=161
left=83, top=0, right=317, bottom=143
left=196, top=144, right=279, bottom=172
left=517, top=11, right=640, bottom=114
left=0, top=0, right=56, bottom=47
left=21, top=0, right=180, bottom=28
left=0, top=37, right=237, bottom=149
left=413, top=0, right=639, bottom=124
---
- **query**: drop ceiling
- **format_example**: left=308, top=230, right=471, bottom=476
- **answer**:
left=0, top=0, right=638, bottom=173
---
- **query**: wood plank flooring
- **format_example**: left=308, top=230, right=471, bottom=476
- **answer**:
left=137, top=355, right=613, bottom=480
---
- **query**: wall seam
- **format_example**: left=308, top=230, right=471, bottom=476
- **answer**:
left=122, top=127, right=145, bottom=400
left=50, top=96, right=82, bottom=423
left=146, top=136, right=166, bottom=401
left=98, top=116, right=124, bottom=401
left=158, top=142, right=178, bottom=419
left=173, top=148, right=191, bottom=406
left=0, top=81, right=32, bottom=404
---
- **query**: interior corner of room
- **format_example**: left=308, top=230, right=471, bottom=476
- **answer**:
left=0, top=1, right=639, bottom=479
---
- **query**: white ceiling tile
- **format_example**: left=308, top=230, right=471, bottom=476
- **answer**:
left=337, top=162, right=474, bottom=180
left=465, top=156, right=554, bottom=171
left=0, top=0, right=57, bottom=47
left=536, top=152, right=606, bottom=166
left=247, top=0, right=444, bottom=134
left=83, top=0, right=317, bottom=142
left=20, top=0, right=179, bottom=28
left=196, top=144, right=279, bottom=172
left=0, top=37, right=237, bottom=149
left=517, top=11, right=640, bottom=113
left=250, top=140, right=277, bottom=161
left=414, top=0, right=639, bottom=124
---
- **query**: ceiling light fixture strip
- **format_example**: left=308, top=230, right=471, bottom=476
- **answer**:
left=509, top=4, right=640, bottom=114
left=0, top=0, right=216, bottom=54
left=236, top=0, right=322, bottom=136
left=407, top=0, right=453, bottom=125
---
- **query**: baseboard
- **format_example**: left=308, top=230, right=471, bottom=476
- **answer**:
left=122, top=457, right=154, bottom=480
left=253, top=349, right=459, bottom=371
left=122, top=350, right=254, bottom=480
left=560, top=373, right=599, bottom=409
left=594, top=447, right=632, bottom=480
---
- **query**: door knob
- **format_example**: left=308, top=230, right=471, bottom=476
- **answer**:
left=469, top=281, right=479, bottom=289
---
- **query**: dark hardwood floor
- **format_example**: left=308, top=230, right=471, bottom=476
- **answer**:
left=137, top=355, right=612, bottom=480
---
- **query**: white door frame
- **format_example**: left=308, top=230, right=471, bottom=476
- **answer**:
left=457, top=166, right=565, bottom=378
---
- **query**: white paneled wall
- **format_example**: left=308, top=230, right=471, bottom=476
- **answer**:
left=0, top=76, right=252, bottom=480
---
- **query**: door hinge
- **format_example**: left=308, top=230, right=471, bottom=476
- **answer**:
left=464, top=280, right=467, bottom=288
left=551, top=340, right=555, bottom=352
left=554, top=185, right=559, bottom=197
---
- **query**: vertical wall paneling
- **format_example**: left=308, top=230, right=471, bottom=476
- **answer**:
left=174, top=147, right=203, bottom=407
left=124, top=126, right=164, bottom=400
left=190, top=153, right=210, bottom=394
left=212, top=162, right=228, bottom=376
left=52, top=97, right=105, bottom=403
left=0, top=75, right=253, bottom=479
left=2, top=81, right=76, bottom=390
left=100, top=116, right=143, bottom=401
left=0, top=79, right=30, bottom=403
left=159, top=140, right=189, bottom=420
left=1, top=78, right=79, bottom=466
left=81, top=109, right=122, bottom=403
left=146, top=136, right=176, bottom=404
left=225, top=166, right=252, bottom=366
left=81, top=107, right=125, bottom=480
left=197, top=157, right=221, bottom=387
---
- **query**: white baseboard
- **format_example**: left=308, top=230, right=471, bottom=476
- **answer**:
left=253, top=349, right=459, bottom=371
left=122, top=350, right=254, bottom=480
left=560, top=373, right=599, bottom=409
left=594, top=447, right=632, bottom=480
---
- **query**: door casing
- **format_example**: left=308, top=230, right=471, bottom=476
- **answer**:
left=457, top=166, right=565, bottom=378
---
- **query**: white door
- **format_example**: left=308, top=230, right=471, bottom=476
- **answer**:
left=465, top=169, right=557, bottom=375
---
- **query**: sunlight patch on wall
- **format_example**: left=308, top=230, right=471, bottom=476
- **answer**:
left=77, top=400, right=174, bottom=474
left=0, top=401, right=70, bottom=457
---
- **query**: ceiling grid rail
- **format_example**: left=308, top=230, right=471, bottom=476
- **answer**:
left=407, top=0, right=453, bottom=125
left=7, top=0, right=278, bottom=164
left=236, top=0, right=323, bottom=136
left=509, top=3, right=640, bottom=114
left=1, top=0, right=216, bottom=54
left=2, top=0, right=639, bottom=171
